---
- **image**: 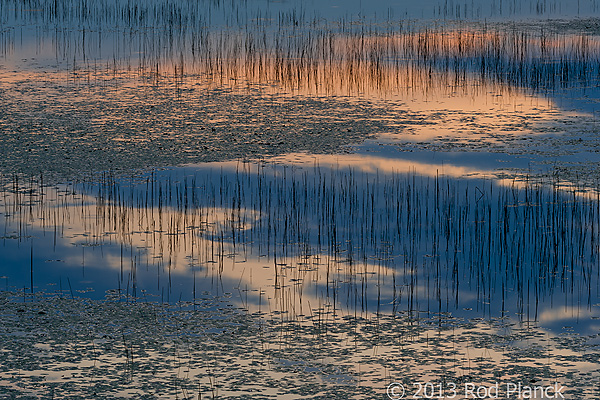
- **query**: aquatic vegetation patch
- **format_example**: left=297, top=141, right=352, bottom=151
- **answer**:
left=0, top=291, right=599, bottom=398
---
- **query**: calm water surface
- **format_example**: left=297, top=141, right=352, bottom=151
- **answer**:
left=1, top=0, right=600, bottom=398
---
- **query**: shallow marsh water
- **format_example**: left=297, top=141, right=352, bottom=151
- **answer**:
left=2, top=161, right=600, bottom=398
left=2, top=0, right=600, bottom=398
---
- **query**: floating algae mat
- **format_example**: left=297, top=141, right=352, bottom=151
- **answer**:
left=3, top=0, right=600, bottom=179
left=1, top=290, right=599, bottom=399
left=0, top=292, right=598, bottom=399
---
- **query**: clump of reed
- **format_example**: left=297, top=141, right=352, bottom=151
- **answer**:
left=3, top=0, right=600, bottom=98
left=1, top=165, right=599, bottom=323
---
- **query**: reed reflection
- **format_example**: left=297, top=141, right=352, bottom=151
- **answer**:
left=2, top=160, right=599, bottom=329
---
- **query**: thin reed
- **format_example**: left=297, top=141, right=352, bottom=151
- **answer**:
left=1, top=165, right=598, bottom=322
